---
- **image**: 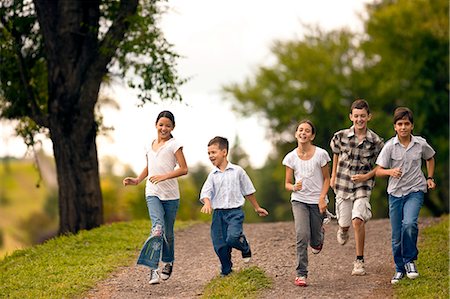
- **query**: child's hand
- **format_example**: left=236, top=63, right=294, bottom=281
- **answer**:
left=201, top=202, right=212, bottom=214
left=318, top=198, right=327, bottom=214
left=123, top=177, right=138, bottom=186
left=292, top=181, right=302, bottom=191
left=255, top=207, right=269, bottom=217
left=427, top=178, right=436, bottom=190
left=390, top=167, right=402, bottom=179
left=351, top=173, right=369, bottom=183
left=149, top=175, right=165, bottom=184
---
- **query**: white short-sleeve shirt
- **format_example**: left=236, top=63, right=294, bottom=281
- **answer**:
left=145, top=138, right=183, bottom=200
left=282, top=146, right=331, bottom=204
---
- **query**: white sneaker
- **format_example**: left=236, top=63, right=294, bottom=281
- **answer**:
left=149, top=269, right=160, bottom=284
left=405, top=262, right=419, bottom=279
left=391, top=272, right=405, bottom=284
left=351, top=259, right=366, bottom=276
left=337, top=227, right=349, bottom=245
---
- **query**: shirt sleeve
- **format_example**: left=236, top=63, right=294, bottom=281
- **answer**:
left=239, top=168, right=256, bottom=196
left=320, top=149, right=332, bottom=167
left=282, top=152, right=294, bottom=169
left=330, top=132, right=341, bottom=154
left=199, top=173, right=214, bottom=204
left=171, top=139, right=183, bottom=154
left=376, top=142, right=392, bottom=168
left=421, top=139, right=436, bottom=160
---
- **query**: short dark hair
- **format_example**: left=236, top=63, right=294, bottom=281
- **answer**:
left=350, top=99, right=370, bottom=114
left=393, top=107, right=414, bottom=124
left=298, top=119, right=316, bottom=135
left=208, top=136, right=229, bottom=152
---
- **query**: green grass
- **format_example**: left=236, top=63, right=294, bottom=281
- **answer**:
left=0, top=220, right=194, bottom=298
left=201, top=266, right=272, bottom=299
left=394, top=215, right=449, bottom=299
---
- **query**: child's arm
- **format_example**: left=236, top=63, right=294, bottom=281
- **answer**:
left=123, top=166, right=149, bottom=186
left=244, top=193, right=269, bottom=217
left=426, top=157, right=436, bottom=190
left=330, top=153, right=339, bottom=189
left=285, top=166, right=302, bottom=191
left=149, top=148, right=188, bottom=184
left=375, top=166, right=402, bottom=178
left=200, top=198, right=212, bottom=214
left=351, top=166, right=379, bottom=183
left=319, top=164, right=330, bottom=214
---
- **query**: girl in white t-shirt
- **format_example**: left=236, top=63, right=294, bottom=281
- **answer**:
left=282, top=119, right=331, bottom=287
left=123, top=110, right=188, bottom=285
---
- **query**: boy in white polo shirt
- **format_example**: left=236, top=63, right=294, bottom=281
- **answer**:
left=200, top=136, right=269, bottom=276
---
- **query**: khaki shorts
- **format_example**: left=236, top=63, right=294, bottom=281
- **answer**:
left=335, top=196, right=372, bottom=227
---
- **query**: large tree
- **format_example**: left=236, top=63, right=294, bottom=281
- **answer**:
left=0, top=0, right=184, bottom=233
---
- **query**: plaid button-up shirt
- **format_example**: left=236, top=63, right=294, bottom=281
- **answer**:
left=330, top=126, right=384, bottom=200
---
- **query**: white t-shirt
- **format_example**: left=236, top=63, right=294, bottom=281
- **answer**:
left=282, top=146, right=331, bottom=204
left=145, top=138, right=183, bottom=200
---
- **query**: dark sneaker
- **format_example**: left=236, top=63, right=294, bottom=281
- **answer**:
left=242, top=248, right=252, bottom=263
left=160, top=263, right=173, bottom=280
left=405, top=262, right=419, bottom=279
left=391, top=272, right=405, bottom=284
left=294, top=276, right=307, bottom=287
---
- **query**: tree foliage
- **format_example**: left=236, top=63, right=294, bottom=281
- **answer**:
left=223, top=0, right=449, bottom=216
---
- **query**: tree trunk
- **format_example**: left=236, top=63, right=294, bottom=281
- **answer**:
left=51, top=111, right=103, bottom=233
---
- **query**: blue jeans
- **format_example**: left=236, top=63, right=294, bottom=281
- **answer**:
left=211, top=208, right=250, bottom=275
left=388, top=191, right=424, bottom=272
left=137, top=196, right=179, bottom=269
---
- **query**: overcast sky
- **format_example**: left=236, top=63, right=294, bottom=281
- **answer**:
left=0, top=0, right=371, bottom=174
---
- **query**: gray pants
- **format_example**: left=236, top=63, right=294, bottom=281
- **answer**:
left=292, top=201, right=324, bottom=277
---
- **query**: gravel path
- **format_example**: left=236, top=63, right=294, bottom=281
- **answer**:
left=84, top=218, right=437, bottom=299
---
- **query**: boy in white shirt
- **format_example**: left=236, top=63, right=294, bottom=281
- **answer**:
left=200, top=136, right=268, bottom=276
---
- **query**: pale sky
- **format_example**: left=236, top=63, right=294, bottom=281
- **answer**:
left=0, top=0, right=371, bottom=174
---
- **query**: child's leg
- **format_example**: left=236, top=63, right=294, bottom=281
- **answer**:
left=388, top=194, right=405, bottom=272
left=223, top=208, right=250, bottom=254
left=292, top=201, right=310, bottom=277
left=161, top=199, right=180, bottom=264
left=401, top=191, right=424, bottom=264
left=211, top=209, right=233, bottom=275
left=309, top=204, right=324, bottom=249
left=137, top=196, right=165, bottom=269
left=351, top=197, right=371, bottom=257
left=336, top=196, right=352, bottom=229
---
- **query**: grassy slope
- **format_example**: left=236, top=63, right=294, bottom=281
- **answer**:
left=394, top=215, right=449, bottom=299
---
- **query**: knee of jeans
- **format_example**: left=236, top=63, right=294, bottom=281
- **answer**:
left=226, top=234, right=241, bottom=246
left=403, top=221, right=418, bottom=233
left=151, top=224, right=163, bottom=237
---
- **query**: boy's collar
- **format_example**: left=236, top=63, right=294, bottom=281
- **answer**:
left=348, top=126, right=376, bottom=143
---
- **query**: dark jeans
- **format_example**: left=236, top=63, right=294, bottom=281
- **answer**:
left=211, top=207, right=250, bottom=275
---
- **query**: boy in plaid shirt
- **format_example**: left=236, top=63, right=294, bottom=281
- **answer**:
left=330, top=99, right=384, bottom=276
